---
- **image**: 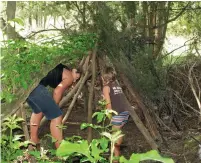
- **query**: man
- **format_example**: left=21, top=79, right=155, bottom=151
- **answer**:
left=27, top=63, right=81, bottom=148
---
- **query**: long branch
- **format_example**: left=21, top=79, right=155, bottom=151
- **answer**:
left=26, top=28, right=65, bottom=38
left=134, top=2, right=191, bottom=29
left=155, top=2, right=191, bottom=29
left=188, top=63, right=201, bottom=113
left=87, top=44, right=97, bottom=142
left=163, top=37, right=195, bottom=58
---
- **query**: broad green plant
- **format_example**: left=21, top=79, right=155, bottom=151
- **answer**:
left=56, top=138, right=109, bottom=163
left=57, top=100, right=174, bottom=163
left=119, top=150, right=174, bottom=163
left=0, top=114, right=30, bottom=163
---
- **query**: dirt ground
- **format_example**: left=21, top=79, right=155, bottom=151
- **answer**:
left=38, top=99, right=201, bottom=163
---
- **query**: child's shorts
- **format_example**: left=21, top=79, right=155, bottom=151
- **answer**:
left=111, top=111, right=129, bottom=126
left=26, top=84, right=62, bottom=120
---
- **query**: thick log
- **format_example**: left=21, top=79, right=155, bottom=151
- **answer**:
left=128, top=106, right=158, bottom=149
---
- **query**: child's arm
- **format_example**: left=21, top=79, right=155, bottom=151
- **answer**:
left=103, top=86, right=112, bottom=109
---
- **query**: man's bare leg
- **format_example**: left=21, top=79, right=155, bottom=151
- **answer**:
left=50, top=115, right=63, bottom=148
left=30, top=112, right=43, bottom=144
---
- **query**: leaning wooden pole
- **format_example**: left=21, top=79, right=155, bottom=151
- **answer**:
left=128, top=106, right=158, bottom=149
left=87, top=46, right=97, bottom=142
left=62, top=68, right=91, bottom=124
left=119, top=72, right=162, bottom=143
left=20, top=105, right=37, bottom=163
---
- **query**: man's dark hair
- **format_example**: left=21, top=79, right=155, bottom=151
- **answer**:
left=76, top=67, right=82, bottom=74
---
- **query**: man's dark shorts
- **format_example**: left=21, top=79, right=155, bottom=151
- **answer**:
left=27, top=84, right=62, bottom=120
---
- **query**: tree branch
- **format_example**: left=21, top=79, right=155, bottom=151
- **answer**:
left=26, top=28, right=65, bottom=38
left=155, top=2, right=191, bottom=29
left=188, top=63, right=201, bottom=118
left=134, top=2, right=191, bottom=29
left=163, top=37, right=195, bottom=58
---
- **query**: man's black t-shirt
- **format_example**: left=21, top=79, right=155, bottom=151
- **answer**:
left=40, top=64, right=70, bottom=88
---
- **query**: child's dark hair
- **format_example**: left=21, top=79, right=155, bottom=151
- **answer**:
left=102, top=66, right=116, bottom=83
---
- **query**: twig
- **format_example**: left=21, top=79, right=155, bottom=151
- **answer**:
left=26, top=29, right=65, bottom=38
left=188, top=63, right=201, bottom=119
left=171, top=88, right=200, bottom=115
left=163, top=37, right=195, bottom=58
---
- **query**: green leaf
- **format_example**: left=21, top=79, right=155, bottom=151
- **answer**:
left=12, top=134, right=24, bottom=141
left=90, top=139, right=104, bottom=161
left=119, top=150, right=174, bottom=163
left=97, top=113, right=104, bottom=123
left=56, top=140, right=95, bottom=162
left=15, top=117, right=25, bottom=122
left=8, top=18, right=24, bottom=26
left=101, top=132, right=112, bottom=140
left=112, top=130, right=124, bottom=143
left=99, top=137, right=109, bottom=151
left=80, top=123, right=91, bottom=130
left=21, top=80, right=28, bottom=89
left=80, top=123, right=102, bottom=130
left=29, top=151, right=41, bottom=158
left=11, top=141, right=21, bottom=149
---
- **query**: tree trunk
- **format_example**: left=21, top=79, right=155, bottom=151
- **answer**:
left=36, top=13, right=39, bottom=27
left=6, top=1, right=18, bottom=39
left=82, top=2, right=86, bottom=30
left=153, top=2, right=170, bottom=58
left=0, top=1, right=5, bottom=30
left=142, top=1, right=149, bottom=38
left=44, top=15, right=47, bottom=29
left=29, top=16, right=32, bottom=28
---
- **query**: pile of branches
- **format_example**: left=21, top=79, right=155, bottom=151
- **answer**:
left=166, top=59, right=201, bottom=126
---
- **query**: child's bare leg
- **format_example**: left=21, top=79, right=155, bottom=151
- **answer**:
left=50, top=115, right=63, bottom=148
left=112, top=125, right=123, bottom=157
left=30, top=112, right=43, bottom=144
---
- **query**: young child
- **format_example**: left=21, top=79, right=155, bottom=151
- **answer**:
left=101, top=66, right=130, bottom=162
